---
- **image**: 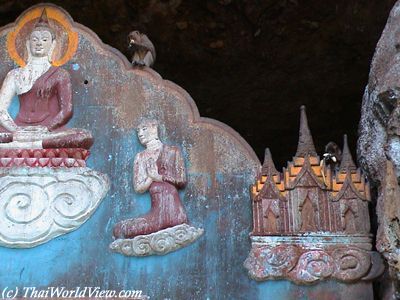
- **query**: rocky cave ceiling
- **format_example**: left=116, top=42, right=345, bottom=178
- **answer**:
left=0, top=0, right=396, bottom=167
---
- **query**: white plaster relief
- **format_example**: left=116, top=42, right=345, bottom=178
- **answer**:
left=110, top=224, right=204, bottom=256
left=0, top=167, right=109, bottom=248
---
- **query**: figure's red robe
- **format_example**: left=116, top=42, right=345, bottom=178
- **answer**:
left=113, top=145, right=188, bottom=239
left=0, top=66, right=93, bottom=149
left=16, top=66, right=72, bottom=129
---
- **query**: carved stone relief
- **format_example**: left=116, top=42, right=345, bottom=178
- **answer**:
left=0, top=167, right=108, bottom=248
left=110, top=223, right=203, bottom=256
left=0, top=7, right=109, bottom=248
left=245, top=106, right=383, bottom=284
left=0, top=3, right=383, bottom=298
left=110, top=119, right=203, bottom=256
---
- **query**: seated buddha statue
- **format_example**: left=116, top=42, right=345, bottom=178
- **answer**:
left=0, top=9, right=92, bottom=149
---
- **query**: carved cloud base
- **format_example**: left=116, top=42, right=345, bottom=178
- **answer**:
left=109, top=223, right=204, bottom=256
left=244, top=234, right=384, bottom=285
left=0, top=167, right=109, bottom=248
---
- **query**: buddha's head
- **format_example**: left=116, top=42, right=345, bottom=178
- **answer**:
left=137, top=119, right=159, bottom=146
left=28, top=9, right=56, bottom=59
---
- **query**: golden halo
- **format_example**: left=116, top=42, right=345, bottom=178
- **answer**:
left=7, top=6, right=78, bottom=67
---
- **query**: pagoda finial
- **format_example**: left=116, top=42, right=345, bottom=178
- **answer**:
left=295, top=106, right=317, bottom=157
left=261, top=148, right=279, bottom=176
left=339, top=134, right=357, bottom=171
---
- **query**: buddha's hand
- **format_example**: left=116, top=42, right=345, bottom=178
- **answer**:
left=146, top=158, right=163, bottom=182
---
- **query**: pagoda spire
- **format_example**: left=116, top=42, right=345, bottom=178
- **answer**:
left=261, top=148, right=279, bottom=176
left=339, top=134, right=357, bottom=171
left=295, top=106, right=317, bottom=157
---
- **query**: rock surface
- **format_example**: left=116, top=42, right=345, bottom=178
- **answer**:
left=357, top=1, right=400, bottom=297
left=244, top=235, right=383, bottom=285
left=358, top=0, right=400, bottom=185
left=0, top=0, right=397, bottom=166
left=376, top=160, right=400, bottom=277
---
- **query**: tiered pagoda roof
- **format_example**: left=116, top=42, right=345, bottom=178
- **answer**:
left=251, top=106, right=370, bottom=235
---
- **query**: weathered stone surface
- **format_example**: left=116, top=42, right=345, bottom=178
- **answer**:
left=0, top=5, right=262, bottom=299
left=0, top=167, right=109, bottom=248
left=246, top=107, right=381, bottom=289
left=0, top=4, right=379, bottom=299
left=251, top=107, right=371, bottom=236
left=0, top=7, right=93, bottom=151
left=357, top=1, right=400, bottom=185
left=0, top=1, right=397, bottom=166
left=376, top=160, right=400, bottom=278
left=110, top=224, right=204, bottom=256
left=0, top=5, right=110, bottom=249
left=0, top=147, right=89, bottom=167
left=244, top=235, right=382, bottom=285
left=357, top=2, right=400, bottom=297
left=112, top=119, right=193, bottom=242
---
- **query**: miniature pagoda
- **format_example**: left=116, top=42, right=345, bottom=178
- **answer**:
left=244, top=106, right=382, bottom=285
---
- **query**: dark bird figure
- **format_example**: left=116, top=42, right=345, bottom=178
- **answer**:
left=322, top=141, right=342, bottom=171
left=128, top=31, right=156, bottom=67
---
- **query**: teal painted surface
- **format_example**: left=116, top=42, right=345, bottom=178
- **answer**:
left=0, top=29, right=374, bottom=300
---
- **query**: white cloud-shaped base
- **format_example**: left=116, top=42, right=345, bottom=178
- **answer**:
left=110, top=224, right=204, bottom=256
left=0, top=167, right=109, bottom=248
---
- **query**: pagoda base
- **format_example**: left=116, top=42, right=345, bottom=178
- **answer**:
left=244, top=234, right=384, bottom=285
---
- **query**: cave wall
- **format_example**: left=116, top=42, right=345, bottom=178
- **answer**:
left=0, top=3, right=381, bottom=299
left=0, top=0, right=396, bottom=167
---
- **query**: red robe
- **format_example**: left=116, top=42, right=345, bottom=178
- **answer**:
left=0, top=67, right=92, bottom=149
left=16, top=66, right=72, bottom=129
left=113, top=145, right=188, bottom=239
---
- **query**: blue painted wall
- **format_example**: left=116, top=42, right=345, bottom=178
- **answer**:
left=0, top=26, right=373, bottom=300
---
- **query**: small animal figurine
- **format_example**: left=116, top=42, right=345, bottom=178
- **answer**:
left=322, top=141, right=342, bottom=171
left=127, top=30, right=156, bottom=67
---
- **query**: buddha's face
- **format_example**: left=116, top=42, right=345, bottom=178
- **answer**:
left=137, top=123, right=158, bottom=146
left=29, top=30, right=53, bottom=57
